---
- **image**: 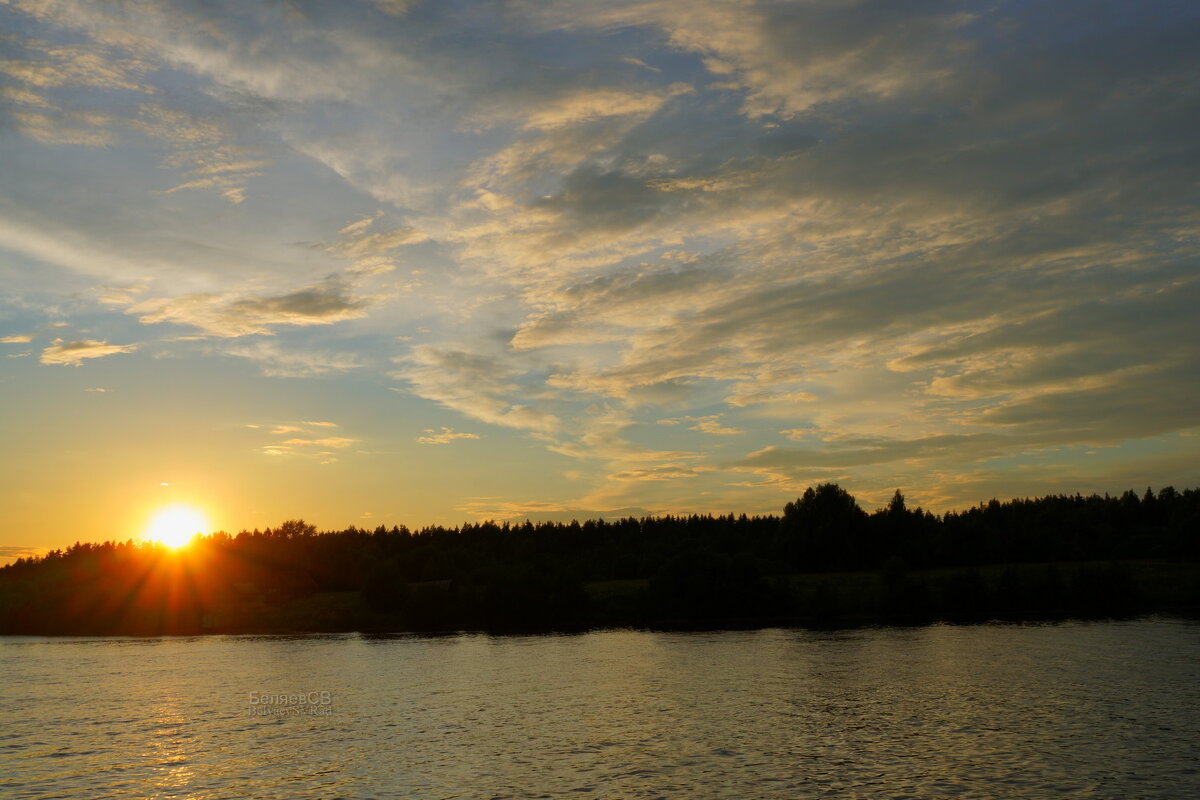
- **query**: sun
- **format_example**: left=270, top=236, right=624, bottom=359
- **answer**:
left=145, top=505, right=209, bottom=549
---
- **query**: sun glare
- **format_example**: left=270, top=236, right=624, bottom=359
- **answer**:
left=145, top=505, right=209, bottom=549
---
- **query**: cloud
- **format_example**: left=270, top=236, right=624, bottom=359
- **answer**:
left=132, top=281, right=368, bottom=337
left=39, top=339, right=137, bottom=366
left=224, top=340, right=364, bottom=378
left=332, top=224, right=428, bottom=258
left=369, top=0, right=421, bottom=18
left=532, top=0, right=976, bottom=118
left=686, top=415, right=743, bottom=436
left=733, top=433, right=1012, bottom=473
left=0, top=34, right=167, bottom=152
left=281, top=437, right=357, bottom=448
left=96, top=284, right=148, bottom=307
left=0, top=213, right=190, bottom=287
left=473, top=83, right=693, bottom=132
left=2, top=0, right=1198, bottom=515
left=131, top=104, right=270, bottom=203
left=619, top=56, right=659, bottom=73
left=339, top=215, right=379, bottom=237
left=416, top=427, right=481, bottom=444
left=3, top=0, right=427, bottom=106
left=393, top=345, right=561, bottom=433
left=324, top=216, right=430, bottom=276
left=657, top=414, right=743, bottom=435
left=260, top=431, right=358, bottom=460
left=11, top=109, right=117, bottom=146
left=510, top=258, right=729, bottom=351
left=268, top=421, right=341, bottom=434
left=608, top=464, right=708, bottom=481
left=0, top=36, right=152, bottom=93
left=0, top=334, right=35, bottom=344
left=0, top=85, right=53, bottom=107
left=0, top=545, right=45, bottom=565
left=725, top=383, right=817, bottom=409
left=528, top=406, right=716, bottom=510
left=249, top=419, right=355, bottom=458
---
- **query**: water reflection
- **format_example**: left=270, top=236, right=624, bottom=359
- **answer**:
left=144, top=696, right=196, bottom=796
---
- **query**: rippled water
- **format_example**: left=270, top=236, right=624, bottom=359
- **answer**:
left=3, top=618, right=1199, bottom=799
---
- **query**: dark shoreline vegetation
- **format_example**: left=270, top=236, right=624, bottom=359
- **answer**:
left=2, top=484, right=1198, bottom=636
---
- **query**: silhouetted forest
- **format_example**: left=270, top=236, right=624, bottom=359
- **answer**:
left=2, top=484, right=1198, bottom=635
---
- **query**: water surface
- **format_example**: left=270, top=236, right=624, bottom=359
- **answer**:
left=3, top=618, right=1198, bottom=798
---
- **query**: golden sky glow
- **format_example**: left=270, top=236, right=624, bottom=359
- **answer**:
left=1, top=0, right=1198, bottom=561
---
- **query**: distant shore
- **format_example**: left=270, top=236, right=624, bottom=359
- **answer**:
left=3, top=558, right=1197, bottom=637
left=3, top=484, right=1197, bottom=636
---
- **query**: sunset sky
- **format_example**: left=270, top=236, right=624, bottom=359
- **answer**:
left=2, top=0, right=1198, bottom=559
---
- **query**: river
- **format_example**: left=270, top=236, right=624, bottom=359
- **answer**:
left=3, top=618, right=1198, bottom=798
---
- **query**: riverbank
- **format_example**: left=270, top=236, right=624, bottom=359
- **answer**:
left=5, top=558, right=1196, bottom=636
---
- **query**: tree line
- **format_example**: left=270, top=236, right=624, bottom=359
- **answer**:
left=1, top=484, right=1197, bottom=635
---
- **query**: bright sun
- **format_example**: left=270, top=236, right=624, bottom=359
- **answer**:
left=145, top=505, right=209, bottom=549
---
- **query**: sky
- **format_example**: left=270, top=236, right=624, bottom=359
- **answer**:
left=1, top=0, right=1198, bottom=559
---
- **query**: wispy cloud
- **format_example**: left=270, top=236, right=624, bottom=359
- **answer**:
left=281, top=437, right=357, bottom=448
left=40, top=339, right=137, bottom=366
left=658, top=415, right=744, bottom=436
left=417, top=427, right=480, bottom=445
left=224, top=340, right=364, bottom=378
left=132, top=104, right=270, bottom=203
left=393, top=345, right=561, bottom=433
left=0, top=545, right=45, bottom=565
left=132, top=280, right=368, bottom=338
left=0, top=35, right=152, bottom=93
left=251, top=420, right=356, bottom=458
